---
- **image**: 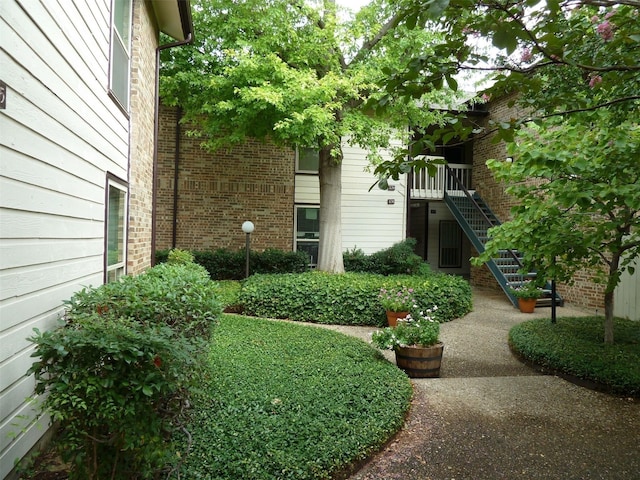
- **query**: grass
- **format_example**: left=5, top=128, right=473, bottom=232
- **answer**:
left=170, top=314, right=412, bottom=479
left=509, top=316, right=640, bottom=396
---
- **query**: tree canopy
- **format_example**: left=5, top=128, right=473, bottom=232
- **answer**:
left=376, top=0, right=639, bottom=342
left=160, top=0, right=463, bottom=272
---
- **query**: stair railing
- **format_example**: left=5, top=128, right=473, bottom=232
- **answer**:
left=444, top=165, right=524, bottom=269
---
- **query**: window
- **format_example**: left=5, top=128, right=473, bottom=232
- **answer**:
left=295, top=206, right=320, bottom=267
left=439, top=220, right=462, bottom=268
left=296, top=147, right=320, bottom=173
left=109, top=0, right=132, bottom=111
left=106, top=177, right=128, bottom=282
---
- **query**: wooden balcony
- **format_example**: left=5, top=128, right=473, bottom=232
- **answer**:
left=410, top=163, right=472, bottom=200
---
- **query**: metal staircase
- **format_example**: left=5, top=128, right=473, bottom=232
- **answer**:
left=443, top=166, right=562, bottom=308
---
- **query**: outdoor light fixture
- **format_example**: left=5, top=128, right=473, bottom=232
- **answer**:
left=242, top=221, right=255, bottom=278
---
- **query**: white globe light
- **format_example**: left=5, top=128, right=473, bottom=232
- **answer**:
left=241, top=221, right=255, bottom=234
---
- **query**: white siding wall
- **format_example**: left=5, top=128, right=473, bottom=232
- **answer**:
left=341, top=143, right=406, bottom=254
left=0, top=1, right=129, bottom=476
left=614, top=259, right=639, bottom=321
left=294, top=143, right=407, bottom=256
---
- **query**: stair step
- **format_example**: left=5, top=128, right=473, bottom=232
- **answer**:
left=445, top=184, right=563, bottom=309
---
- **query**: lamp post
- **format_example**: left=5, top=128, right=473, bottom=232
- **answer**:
left=241, top=221, right=255, bottom=278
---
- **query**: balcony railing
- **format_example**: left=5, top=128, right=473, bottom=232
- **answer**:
left=411, top=163, right=472, bottom=199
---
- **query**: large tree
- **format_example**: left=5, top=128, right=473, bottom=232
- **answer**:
left=373, top=0, right=640, bottom=342
left=160, top=0, right=461, bottom=272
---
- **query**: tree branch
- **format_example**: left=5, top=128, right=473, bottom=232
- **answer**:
left=348, top=11, right=404, bottom=68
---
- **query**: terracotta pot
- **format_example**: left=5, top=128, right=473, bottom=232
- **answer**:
left=395, top=342, right=444, bottom=378
left=385, top=310, right=409, bottom=327
left=518, top=297, right=537, bottom=313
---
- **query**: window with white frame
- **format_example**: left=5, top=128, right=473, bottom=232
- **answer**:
left=296, top=147, right=320, bottom=173
left=295, top=206, right=320, bottom=267
left=109, top=0, right=132, bottom=111
left=106, top=177, right=128, bottom=282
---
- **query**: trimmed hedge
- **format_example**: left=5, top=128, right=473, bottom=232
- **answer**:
left=239, top=271, right=472, bottom=326
left=156, top=248, right=310, bottom=280
left=509, top=316, right=640, bottom=396
left=158, top=238, right=427, bottom=280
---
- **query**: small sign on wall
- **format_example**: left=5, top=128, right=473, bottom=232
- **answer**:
left=387, top=199, right=395, bottom=205
left=0, top=80, right=6, bottom=109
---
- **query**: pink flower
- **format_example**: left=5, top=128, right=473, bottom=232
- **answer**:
left=605, top=11, right=615, bottom=20
left=597, top=21, right=614, bottom=42
left=589, top=75, right=603, bottom=88
left=481, top=93, right=491, bottom=103
left=591, top=15, right=599, bottom=23
left=520, top=48, right=533, bottom=63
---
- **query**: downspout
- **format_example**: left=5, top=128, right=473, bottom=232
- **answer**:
left=151, top=32, right=193, bottom=265
left=171, top=107, right=182, bottom=248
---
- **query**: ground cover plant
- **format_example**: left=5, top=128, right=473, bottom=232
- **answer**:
left=239, top=271, right=472, bottom=326
left=509, top=317, right=640, bottom=396
left=169, top=315, right=413, bottom=480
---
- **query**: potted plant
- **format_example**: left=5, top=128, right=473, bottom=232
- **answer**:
left=371, top=307, right=443, bottom=378
left=510, top=281, right=544, bottom=313
left=378, top=285, right=417, bottom=326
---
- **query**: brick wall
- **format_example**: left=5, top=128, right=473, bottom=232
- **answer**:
left=470, top=94, right=605, bottom=310
left=155, top=104, right=295, bottom=252
left=127, top=0, right=157, bottom=275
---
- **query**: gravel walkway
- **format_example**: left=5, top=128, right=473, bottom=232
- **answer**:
left=325, top=288, right=640, bottom=480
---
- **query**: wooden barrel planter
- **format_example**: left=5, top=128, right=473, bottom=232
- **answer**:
left=385, top=310, right=409, bottom=327
left=395, top=342, right=444, bottom=378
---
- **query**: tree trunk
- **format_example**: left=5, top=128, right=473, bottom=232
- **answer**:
left=317, top=144, right=344, bottom=273
left=603, top=254, right=620, bottom=344
left=604, top=289, right=614, bottom=344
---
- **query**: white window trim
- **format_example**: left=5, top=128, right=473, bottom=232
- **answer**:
left=105, top=176, right=128, bottom=283
left=109, top=0, right=133, bottom=112
left=294, top=204, right=320, bottom=268
left=295, top=147, right=320, bottom=174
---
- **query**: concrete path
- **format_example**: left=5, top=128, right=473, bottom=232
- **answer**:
left=326, top=288, right=640, bottom=480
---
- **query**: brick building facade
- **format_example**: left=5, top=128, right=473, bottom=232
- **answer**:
left=155, top=104, right=295, bottom=252
left=127, top=0, right=159, bottom=275
left=471, top=94, right=605, bottom=311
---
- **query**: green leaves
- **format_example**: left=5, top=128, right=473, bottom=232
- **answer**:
left=510, top=317, right=640, bottom=395
left=176, top=315, right=413, bottom=479
left=27, top=262, right=223, bottom=479
left=239, top=270, right=471, bottom=327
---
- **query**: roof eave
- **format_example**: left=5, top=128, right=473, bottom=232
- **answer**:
left=151, top=0, right=193, bottom=42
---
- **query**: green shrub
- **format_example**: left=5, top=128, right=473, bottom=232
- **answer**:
left=509, top=317, right=640, bottom=396
left=172, top=315, right=412, bottom=479
left=343, top=246, right=377, bottom=272
left=239, top=271, right=472, bottom=326
left=28, top=317, right=201, bottom=479
left=28, top=263, right=223, bottom=479
left=156, top=248, right=310, bottom=280
left=344, top=239, right=426, bottom=276
left=167, top=248, right=195, bottom=264
left=65, top=262, right=221, bottom=339
left=252, top=247, right=310, bottom=274
left=370, top=238, right=424, bottom=275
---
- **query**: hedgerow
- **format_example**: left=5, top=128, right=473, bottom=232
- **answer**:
left=239, top=271, right=472, bottom=326
left=509, top=316, right=640, bottom=396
